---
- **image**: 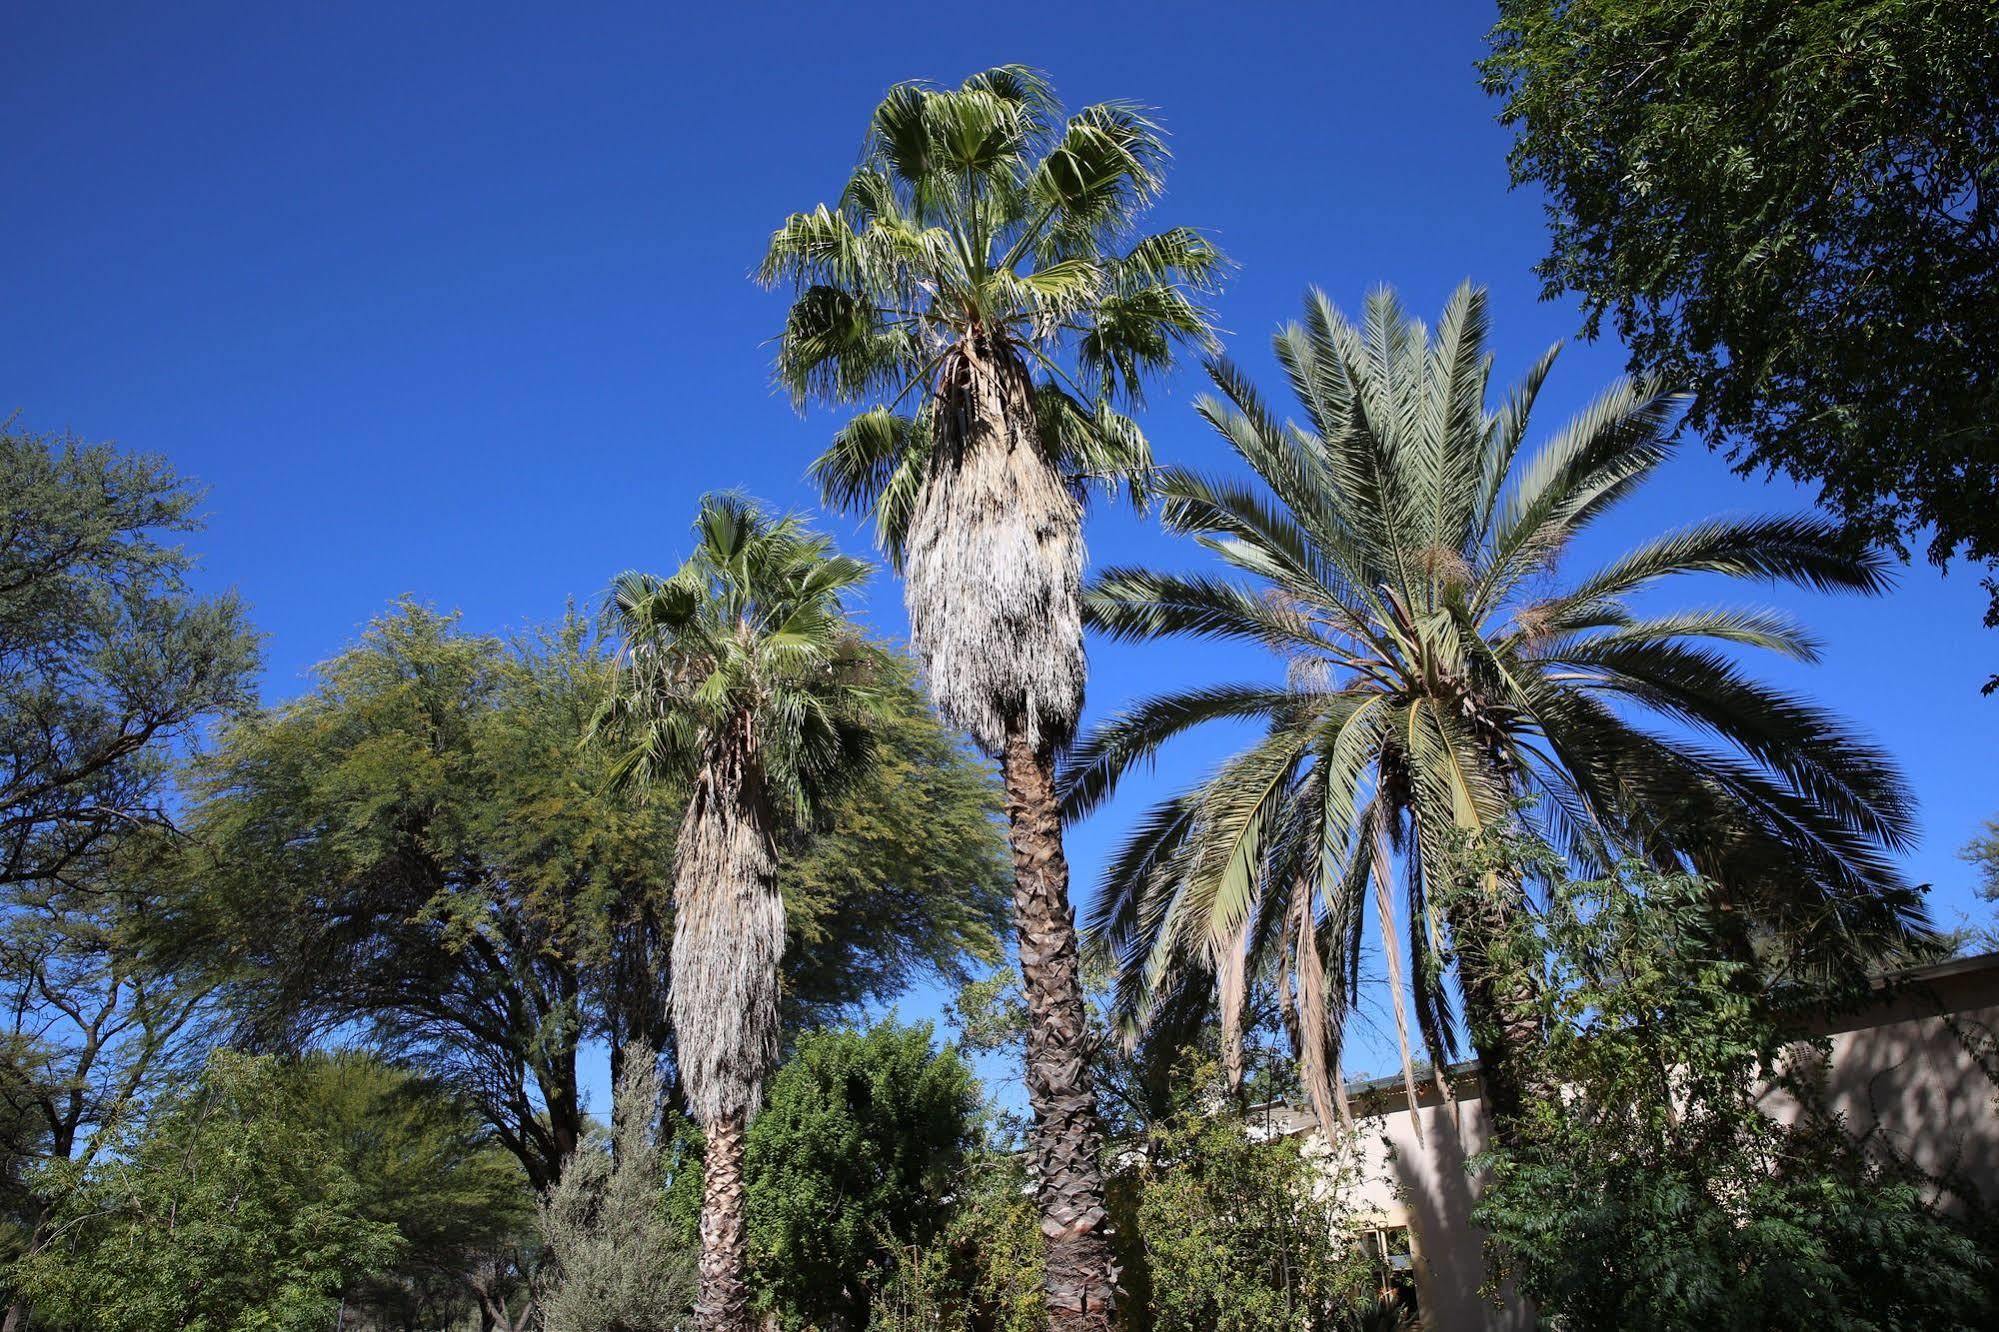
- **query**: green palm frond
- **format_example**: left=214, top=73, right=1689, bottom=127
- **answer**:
left=766, top=66, right=1222, bottom=561
left=597, top=494, right=889, bottom=826
left=1066, top=284, right=1923, bottom=1129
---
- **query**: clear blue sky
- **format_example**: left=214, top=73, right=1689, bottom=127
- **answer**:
left=8, top=2, right=1996, bottom=1106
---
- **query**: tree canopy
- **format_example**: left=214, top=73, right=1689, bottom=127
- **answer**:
left=0, top=426, right=256, bottom=890
left=183, top=600, right=1009, bottom=1187
left=14, top=1050, right=404, bottom=1332
left=1482, top=0, right=1999, bottom=675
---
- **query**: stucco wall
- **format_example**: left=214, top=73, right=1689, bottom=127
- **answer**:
left=1279, top=954, right=1999, bottom=1330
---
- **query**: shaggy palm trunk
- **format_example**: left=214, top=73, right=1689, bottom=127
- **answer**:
left=1004, top=734, right=1119, bottom=1330
left=671, top=736, right=783, bottom=1332
left=905, top=338, right=1117, bottom=1328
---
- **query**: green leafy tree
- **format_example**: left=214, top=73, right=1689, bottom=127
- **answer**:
left=0, top=425, right=257, bottom=889
left=1481, top=0, right=1999, bottom=682
left=289, top=1050, right=535, bottom=1330
left=1129, top=1107, right=1381, bottom=1332
left=761, top=65, right=1222, bottom=1327
left=13, top=1050, right=402, bottom=1332
left=594, top=495, right=893, bottom=1332
left=187, top=600, right=1005, bottom=1192
left=0, top=825, right=220, bottom=1332
left=744, top=1022, right=977, bottom=1330
left=1066, top=284, right=1923, bottom=1142
left=1460, top=833, right=1989, bottom=1331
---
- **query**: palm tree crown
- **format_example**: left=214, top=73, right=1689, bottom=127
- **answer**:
left=1065, top=284, right=1923, bottom=1132
left=760, top=64, right=1222, bottom=752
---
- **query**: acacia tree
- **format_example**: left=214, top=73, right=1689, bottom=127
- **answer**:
left=1065, top=285, right=1924, bottom=1141
left=761, top=66, right=1221, bottom=1326
left=594, top=496, right=889, bottom=1332
left=0, top=426, right=255, bottom=890
left=187, top=601, right=1005, bottom=1193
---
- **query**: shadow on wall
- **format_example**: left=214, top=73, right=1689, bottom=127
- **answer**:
left=1371, top=1084, right=1532, bottom=1332
left=1810, top=971, right=1999, bottom=1209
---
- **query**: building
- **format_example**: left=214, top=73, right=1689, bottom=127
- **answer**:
left=1248, top=951, right=1999, bottom=1329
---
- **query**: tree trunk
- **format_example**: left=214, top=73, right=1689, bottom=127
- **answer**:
left=1445, top=880, right=1546, bottom=1144
left=1001, top=733, right=1118, bottom=1332
left=693, top=1110, right=753, bottom=1332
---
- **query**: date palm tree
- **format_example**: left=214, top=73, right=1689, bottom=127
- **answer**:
left=1064, top=284, right=1924, bottom=1141
left=593, top=495, right=884, bottom=1332
left=760, top=66, right=1221, bottom=1327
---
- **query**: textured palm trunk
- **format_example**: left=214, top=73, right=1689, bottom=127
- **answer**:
left=1445, top=881, right=1546, bottom=1144
left=672, top=734, right=783, bottom=1332
left=907, top=338, right=1117, bottom=1327
left=1002, top=733, right=1119, bottom=1331
left=694, top=1110, right=752, bottom=1332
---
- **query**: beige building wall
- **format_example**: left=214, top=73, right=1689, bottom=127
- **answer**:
left=1271, top=953, right=1999, bottom=1330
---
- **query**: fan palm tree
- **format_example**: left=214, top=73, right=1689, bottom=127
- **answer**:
left=593, top=495, right=885, bottom=1332
left=1064, top=284, right=1924, bottom=1142
left=760, top=66, right=1221, bottom=1326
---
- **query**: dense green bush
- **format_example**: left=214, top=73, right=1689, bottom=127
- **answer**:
left=1463, top=848, right=1991, bottom=1330
left=16, top=1051, right=403, bottom=1331
left=1127, top=1109, right=1380, bottom=1332
left=740, top=1021, right=979, bottom=1329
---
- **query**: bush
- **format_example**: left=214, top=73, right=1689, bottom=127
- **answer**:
left=745, top=1021, right=979, bottom=1329
left=1127, top=1108, right=1380, bottom=1332
left=1467, top=855, right=1992, bottom=1330
left=15, top=1050, right=402, bottom=1332
left=537, top=1044, right=696, bottom=1332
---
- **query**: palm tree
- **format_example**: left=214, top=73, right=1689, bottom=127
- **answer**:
left=760, top=65, right=1221, bottom=1326
left=594, top=495, right=885, bottom=1332
left=1063, top=284, right=1924, bottom=1142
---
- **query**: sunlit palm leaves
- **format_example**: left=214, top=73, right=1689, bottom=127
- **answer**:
left=1065, top=284, right=1923, bottom=1131
left=761, top=65, right=1224, bottom=565
left=594, top=495, right=885, bottom=827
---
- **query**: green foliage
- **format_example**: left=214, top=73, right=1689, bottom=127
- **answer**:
left=185, top=599, right=1006, bottom=1184
left=538, top=1043, right=697, bottom=1332
left=0, top=425, right=258, bottom=889
left=1126, top=1106, right=1379, bottom=1332
left=763, top=65, right=1222, bottom=566
left=15, top=1050, right=403, bottom=1331
left=1464, top=845, right=1991, bottom=1330
left=1482, top=0, right=1999, bottom=669
left=866, top=1151, right=1046, bottom=1332
left=1067, top=283, right=1920, bottom=1135
left=594, top=493, right=886, bottom=823
left=742, top=1022, right=978, bottom=1329
left=288, top=1051, right=533, bottom=1325
left=1965, top=816, right=1999, bottom=904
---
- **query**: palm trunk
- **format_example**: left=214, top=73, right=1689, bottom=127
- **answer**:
left=694, top=1110, right=752, bottom=1332
left=1001, top=732, right=1118, bottom=1331
left=1445, top=880, right=1546, bottom=1143
left=671, top=737, right=783, bottom=1332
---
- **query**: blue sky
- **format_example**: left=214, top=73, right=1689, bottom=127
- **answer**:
left=8, top=2, right=1996, bottom=1109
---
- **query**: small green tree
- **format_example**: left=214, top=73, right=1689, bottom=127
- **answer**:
left=289, top=1051, right=534, bottom=1328
left=1460, top=837, right=1990, bottom=1330
left=743, top=1022, right=978, bottom=1329
left=1129, top=1103, right=1379, bottom=1332
left=538, top=1042, right=696, bottom=1332
left=14, top=1050, right=402, bottom=1332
